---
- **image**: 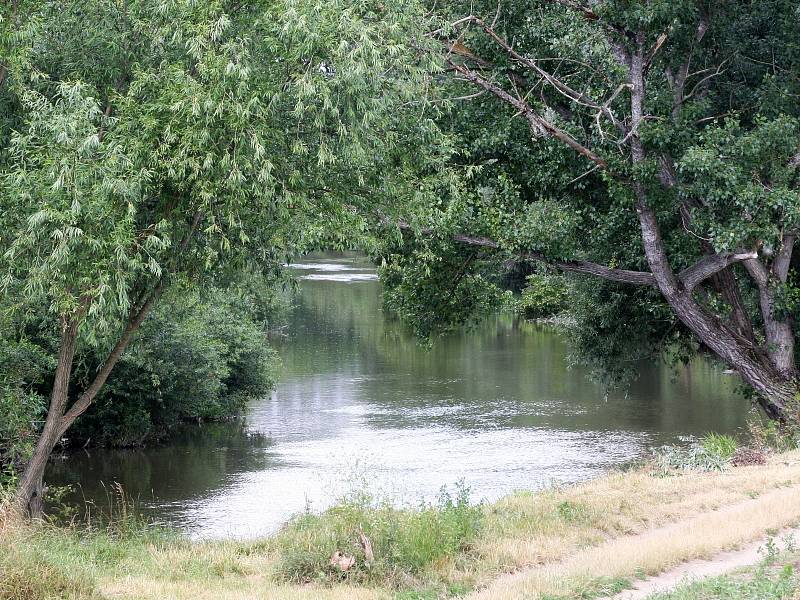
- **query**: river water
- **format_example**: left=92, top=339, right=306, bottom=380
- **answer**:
left=48, top=253, right=750, bottom=538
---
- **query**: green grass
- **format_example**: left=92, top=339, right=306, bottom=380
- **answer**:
left=540, top=576, right=632, bottom=599
left=647, top=562, right=799, bottom=599
left=701, top=433, right=738, bottom=461
left=0, top=522, right=168, bottom=600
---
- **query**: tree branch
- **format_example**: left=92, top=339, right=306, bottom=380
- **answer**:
left=452, top=232, right=657, bottom=284
left=58, top=282, right=164, bottom=437
left=445, top=56, right=609, bottom=170
left=772, top=233, right=796, bottom=282
left=678, top=250, right=759, bottom=291
left=452, top=16, right=624, bottom=133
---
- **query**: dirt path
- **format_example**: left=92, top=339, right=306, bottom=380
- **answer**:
left=468, top=483, right=800, bottom=599
left=599, top=524, right=800, bottom=600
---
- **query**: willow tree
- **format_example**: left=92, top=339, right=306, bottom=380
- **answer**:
left=0, top=0, right=441, bottom=516
left=383, top=0, right=800, bottom=422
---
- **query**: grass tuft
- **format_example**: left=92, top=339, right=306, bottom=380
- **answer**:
left=653, top=433, right=739, bottom=474
left=648, top=562, right=799, bottom=599
left=273, top=482, right=482, bottom=587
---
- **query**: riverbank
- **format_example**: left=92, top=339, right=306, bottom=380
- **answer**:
left=4, top=449, right=800, bottom=599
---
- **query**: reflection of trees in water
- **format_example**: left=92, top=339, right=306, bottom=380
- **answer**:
left=281, top=268, right=748, bottom=438
left=46, top=422, right=282, bottom=512
left=48, top=255, right=754, bottom=527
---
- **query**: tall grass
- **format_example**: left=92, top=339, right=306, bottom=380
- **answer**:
left=653, top=433, right=739, bottom=474
left=273, top=482, right=483, bottom=587
left=0, top=483, right=175, bottom=600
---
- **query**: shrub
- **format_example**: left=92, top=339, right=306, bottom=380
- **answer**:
left=519, top=272, right=568, bottom=320
left=0, top=337, right=53, bottom=488
left=747, top=417, right=800, bottom=452
left=701, top=432, right=738, bottom=461
left=71, top=286, right=280, bottom=446
left=274, top=483, right=483, bottom=586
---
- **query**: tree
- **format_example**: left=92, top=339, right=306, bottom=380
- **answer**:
left=382, top=0, right=800, bottom=422
left=0, top=0, right=441, bottom=516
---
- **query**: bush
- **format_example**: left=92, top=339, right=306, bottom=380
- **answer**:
left=519, top=272, right=568, bottom=320
left=0, top=337, right=53, bottom=488
left=72, top=286, right=281, bottom=446
left=748, top=417, right=800, bottom=453
left=701, top=432, right=738, bottom=461
left=274, top=483, right=483, bottom=586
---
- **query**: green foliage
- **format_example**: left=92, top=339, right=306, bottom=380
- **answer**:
left=0, top=0, right=445, bottom=335
left=0, top=387, right=45, bottom=489
left=565, top=278, right=687, bottom=388
left=519, top=272, right=569, bottom=320
left=0, top=334, right=53, bottom=487
left=273, top=483, right=483, bottom=587
left=71, top=284, right=281, bottom=447
left=0, top=0, right=446, bottom=477
left=748, top=417, right=800, bottom=453
left=380, top=240, right=512, bottom=341
left=377, top=0, right=800, bottom=411
left=701, top=432, right=739, bottom=461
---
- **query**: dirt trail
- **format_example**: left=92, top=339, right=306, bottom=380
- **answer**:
left=600, top=524, right=800, bottom=599
left=469, top=483, right=800, bottom=599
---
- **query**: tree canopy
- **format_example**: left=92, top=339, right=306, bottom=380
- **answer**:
left=380, top=0, right=800, bottom=421
left=0, top=0, right=444, bottom=514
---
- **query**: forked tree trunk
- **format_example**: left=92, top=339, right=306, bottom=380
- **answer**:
left=13, top=319, right=79, bottom=517
left=627, top=43, right=799, bottom=426
left=440, top=12, right=800, bottom=426
left=11, top=286, right=162, bottom=518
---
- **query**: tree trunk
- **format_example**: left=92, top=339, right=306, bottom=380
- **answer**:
left=627, top=41, right=798, bottom=425
left=12, top=318, right=79, bottom=517
left=11, top=285, right=162, bottom=518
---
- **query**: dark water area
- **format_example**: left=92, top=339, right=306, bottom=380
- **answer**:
left=47, top=253, right=750, bottom=538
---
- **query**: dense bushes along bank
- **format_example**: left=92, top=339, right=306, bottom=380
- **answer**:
left=0, top=277, right=287, bottom=483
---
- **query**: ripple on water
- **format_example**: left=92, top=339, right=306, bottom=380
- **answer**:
left=168, top=426, right=649, bottom=539
left=301, top=273, right=379, bottom=281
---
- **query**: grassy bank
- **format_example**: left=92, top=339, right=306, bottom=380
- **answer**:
left=4, top=448, right=800, bottom=599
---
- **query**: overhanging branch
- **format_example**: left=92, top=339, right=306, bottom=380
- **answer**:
left=452, top=232, right=656, bottom=284
left=445, top=56, right=610, bottom=170
left=390, top=220, right=763, bottom=290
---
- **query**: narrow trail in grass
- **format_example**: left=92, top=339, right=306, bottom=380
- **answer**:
left=468, top=481, right=800, bottom=599
left=600, top=524, right=800, bottom=600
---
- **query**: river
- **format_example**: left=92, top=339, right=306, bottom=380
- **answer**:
left=47, top=253, right=750, bottom=538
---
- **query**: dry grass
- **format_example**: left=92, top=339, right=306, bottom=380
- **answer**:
left=4, top=450, right=800, bottom=599
left=100, top=578, right=389, bottom=600
left=471, top=484, right=800, bottom=599
left=466, top=449, right=800, bottom=598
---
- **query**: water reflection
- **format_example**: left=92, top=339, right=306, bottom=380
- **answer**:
left=47, top=253, right=750, bottom=538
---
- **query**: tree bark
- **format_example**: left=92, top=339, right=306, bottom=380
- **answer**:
left=58, top=284, right=162, bottom=437
left=743, top=257, right=796, bottom=378
left=627, top=43, right=797, bottom=423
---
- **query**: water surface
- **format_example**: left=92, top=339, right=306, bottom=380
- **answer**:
left=48, top=253, right=750, bottom=538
